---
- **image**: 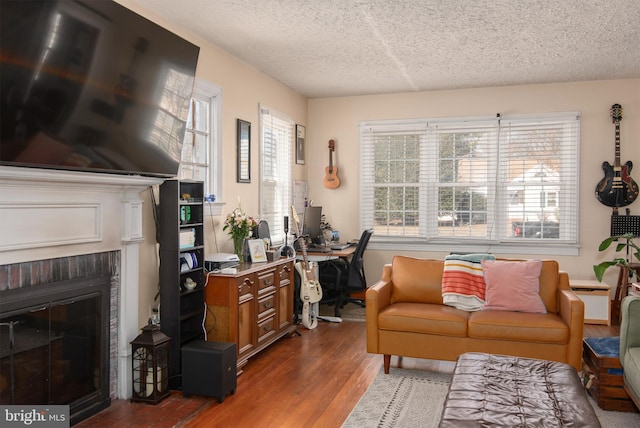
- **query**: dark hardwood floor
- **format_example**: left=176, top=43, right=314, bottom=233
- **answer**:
left=77, top=314, right=620, bottom=427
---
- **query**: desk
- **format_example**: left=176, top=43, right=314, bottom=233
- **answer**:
left=305, top=246, right=360, bottom=317
left=293, top=247, right=355, bottom=319
left=306, top=245, right=355, bottom=259
left=298, top=253, right=338, bottom=263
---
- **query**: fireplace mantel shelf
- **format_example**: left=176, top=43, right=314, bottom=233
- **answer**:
left=0, top=165, right=166, bottom=188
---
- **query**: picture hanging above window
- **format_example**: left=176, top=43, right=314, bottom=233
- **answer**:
left=296, top=124, right=306, bottom=165
left=237, top=119, right=251, bottom=183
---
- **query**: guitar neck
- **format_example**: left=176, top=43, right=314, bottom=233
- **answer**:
left=291, top=206, right=310, bottom=270
left=614, top=122, right=621, bottom=167
left=328, top=140, right=335, bottom=171
left=299, top=235, right=310, bottom=268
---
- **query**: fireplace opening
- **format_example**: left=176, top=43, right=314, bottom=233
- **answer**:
left=0, top=273, right=111, bottom=424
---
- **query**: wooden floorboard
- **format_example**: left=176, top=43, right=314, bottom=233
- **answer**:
left=183, top=320, right=621, bottom=427
left=78, top=313, right=620, bottom=427
left=182, top=321, right=378, bottom=427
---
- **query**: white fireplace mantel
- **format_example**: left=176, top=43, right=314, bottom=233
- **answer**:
left=0, top=165, right=166, bottom=399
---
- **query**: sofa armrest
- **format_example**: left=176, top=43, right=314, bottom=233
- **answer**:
left=557, top=276, right=585, bottom=371
left=366, top=264, right=393, bottom=353
left=620, top=295, right=640, bottom=368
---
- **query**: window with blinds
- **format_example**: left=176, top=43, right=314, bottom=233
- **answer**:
left=360, top=113, right=579, bottom=247
left=260, top=106, right=293, bottom=246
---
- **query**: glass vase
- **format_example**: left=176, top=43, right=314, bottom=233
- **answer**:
left=233, top=236, right=245, bottom=260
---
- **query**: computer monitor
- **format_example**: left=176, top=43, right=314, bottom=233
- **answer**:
left=304, top=206, right=323, bottom=245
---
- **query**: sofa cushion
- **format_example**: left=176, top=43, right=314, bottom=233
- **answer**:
left=468, top=310, right=568, bottom=344
left=442, top=253, right=495, bottom=311
left=482, top=259, right=546, bottom=313
left=538, top=260, right=560, bottom=313
left=378, top=302, right=469, bottom=337
left=391, top=256, right=444, bottom=304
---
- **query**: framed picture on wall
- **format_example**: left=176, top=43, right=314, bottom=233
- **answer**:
left=237, top=119, right=251, bottom=183
left=296, top=124, right=306, bottom=165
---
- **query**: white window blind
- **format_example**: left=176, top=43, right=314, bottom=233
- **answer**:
left=360, top=113, right=579, bottom=248
left=497, top=113, right=579, bottom=241
left=260, top=106, right=293, bottom=246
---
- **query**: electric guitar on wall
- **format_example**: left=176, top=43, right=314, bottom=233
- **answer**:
left=291, top=206, right=322, bottom=329
left=596, top=104, right=639, bottom=209
left=323, top=139, right=340, bottom=189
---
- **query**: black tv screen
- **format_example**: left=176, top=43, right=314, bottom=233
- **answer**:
left=0, top=0, right=200, bottom=177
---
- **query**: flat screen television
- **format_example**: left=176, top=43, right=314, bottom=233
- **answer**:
left=0, top=0, right=200, bottom=177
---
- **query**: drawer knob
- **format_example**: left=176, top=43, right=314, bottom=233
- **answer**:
left=263, top=301, right=272, bottom=309
left=263, top=324, right=271, bottom=332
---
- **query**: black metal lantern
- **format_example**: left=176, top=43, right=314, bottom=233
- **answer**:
left=130, top=323, right=171, bottom=404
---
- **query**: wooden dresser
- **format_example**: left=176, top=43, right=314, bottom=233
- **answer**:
left=205, top=258, right=296, bottom=370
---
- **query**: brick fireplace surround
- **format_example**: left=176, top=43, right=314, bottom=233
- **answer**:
left=0, top=166, right=163, bottom=401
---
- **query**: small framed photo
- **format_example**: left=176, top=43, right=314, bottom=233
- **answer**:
left=295, top=124, right=305, bottom=165
left=248, top=239, right=267, bottom=263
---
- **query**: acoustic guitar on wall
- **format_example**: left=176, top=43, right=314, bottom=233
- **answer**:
left=323, top=139, right=340, bottom=189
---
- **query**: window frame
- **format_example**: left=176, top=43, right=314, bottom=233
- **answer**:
left=360, top=113, right=580, bottom=256
left=179, top=79, right=223, bottom=213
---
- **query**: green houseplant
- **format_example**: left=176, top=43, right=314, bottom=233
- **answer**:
left=593, top=233, right=640, bottom=282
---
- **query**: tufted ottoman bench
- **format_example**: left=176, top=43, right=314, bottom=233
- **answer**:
left=439, top=352, right=601, bottom=427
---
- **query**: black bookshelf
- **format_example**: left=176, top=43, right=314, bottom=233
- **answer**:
left=159, top=179, right=205, bottom=389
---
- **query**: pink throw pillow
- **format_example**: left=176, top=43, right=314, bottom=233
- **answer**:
left=481, top=259, right=546, bottom=313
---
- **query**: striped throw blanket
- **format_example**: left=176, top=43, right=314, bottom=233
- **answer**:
left=442, top=253, right=495, bottom=311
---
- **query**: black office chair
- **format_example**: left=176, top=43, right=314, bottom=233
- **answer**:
left=318, top=229, right=373, bottom=317
left=255, top=220, right=271, bottom=246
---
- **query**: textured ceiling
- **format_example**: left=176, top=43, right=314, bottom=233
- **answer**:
left=133, top=0, right=640, bottom=98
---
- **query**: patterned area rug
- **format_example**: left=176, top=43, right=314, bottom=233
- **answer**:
left=343, top=367, right=452, bottom=427
left=343, top=366, right=640, bottom=427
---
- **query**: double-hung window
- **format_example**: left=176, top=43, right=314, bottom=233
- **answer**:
left=259, top=106, right=293, bottom=246
left=179, top=79, right=222, bottom=200
left=360, top=113, right=579, bottom=254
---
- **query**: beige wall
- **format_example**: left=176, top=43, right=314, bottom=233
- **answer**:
left=306, top=80, right=640, bottom=289
left=120, top=1, right=639, bottom=325
left=117, top=0, right=308, bottom=327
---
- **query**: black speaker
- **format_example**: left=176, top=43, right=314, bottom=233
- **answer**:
left=181, top=340, right=237, bottom=402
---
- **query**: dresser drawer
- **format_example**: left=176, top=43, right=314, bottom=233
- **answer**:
left=257, top=293, right=276, bottom=319
left=257, top=270, right=276, bottom=293
left=278, top=263, right=292, bottom=281
left=236, top=273, right=255, bottom=298
left=257, top=316, right=276, bottom=342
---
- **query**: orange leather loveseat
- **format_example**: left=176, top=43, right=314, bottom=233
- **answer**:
left=366, top=256, right=585, bottom=373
